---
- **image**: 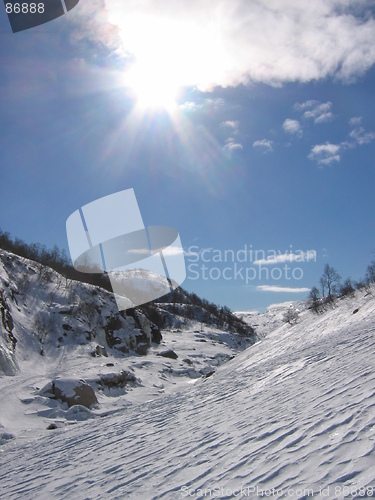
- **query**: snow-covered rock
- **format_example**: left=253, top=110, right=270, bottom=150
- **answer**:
left=41, top=379, right=98, bottom=409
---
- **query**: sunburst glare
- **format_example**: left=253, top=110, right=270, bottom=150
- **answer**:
left=111, top=10, right=223, bottom=111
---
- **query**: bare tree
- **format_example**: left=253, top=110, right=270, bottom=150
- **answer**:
left=309, top=286, right=323, bottom=314
left=320, top=264, right=341, bottom=299
left=340, top=278, right=355, bottom=297
left=366, top=260, right=375, bottom=284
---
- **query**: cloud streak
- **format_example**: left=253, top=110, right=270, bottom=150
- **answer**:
left=254, top=251, right=316, bottom=266
left=257, top=286, right=311, bottom=293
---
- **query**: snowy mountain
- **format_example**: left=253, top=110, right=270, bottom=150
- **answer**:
left=1, top=247, right=375, bottom=499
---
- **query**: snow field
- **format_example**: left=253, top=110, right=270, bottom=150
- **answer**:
left=0, top=287, right=374, bottom=499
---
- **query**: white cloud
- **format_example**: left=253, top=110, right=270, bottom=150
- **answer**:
left=314, top=112, right=334, bottom=124
left=221, top=120, right=240, bottom=133
left=282, top=119, right=302, bottom=137
left=180, top=98, right=224, bottom=112
left=349, top=126, right=375, bottom=145
left=224, top=138, right=243, bottom=152
left=349, top=116, right=362, bottom=126
left=254, top=251, right=316, bottom=266
left=295, top=101, right=333, bottom=124
left=179, top=101, right=203, bottom=112
left=222, top=121, right=241, bottom=151
left=257, top=285, right=311, bottom=293
left=309, top=123, right=375, bottom=166
left=75, top=0, right=375, bottom=88
left=253, top=139, right=273, bottom=152
left=222, top=120, right=239, bottom=129
left=308, top=143, right=341, bottom=166
left=294, top=100, right=319, bottom=111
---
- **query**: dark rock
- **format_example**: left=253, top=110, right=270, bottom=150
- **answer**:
left=91, top=345, right=108, bottom=357
left=47, top=423, right=58, bottom=430
left=62, top=323, right=72, bottom=331
left=134, top=330, right=149, bottom=345
left=135, top=343, right=148, bottom=356
left=353, top=308, right=359, bottom=314
left=4, top=310, right=14, bottom=332
left=157, top=349, right=178, bottom=360
left=104, top=314, right=129, bottom=349
left=151, top=323, right=162, bottom=344
left=106, top=363, right=114, bottom=367
left=49, top=379, right=98, bottom=409
left=96, top=370, right=136, bottom=389
left=183, top=358, right=193, bottom=365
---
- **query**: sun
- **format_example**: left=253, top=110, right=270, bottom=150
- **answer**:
left=125, top=61, right=180, bottom=111
left=112, top=12, right=222, bottom=112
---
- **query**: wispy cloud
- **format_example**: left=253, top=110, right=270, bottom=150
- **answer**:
left=308, top=143, right=341, bottom=166
left=282, top=119, right=302, bottom=137
left=253, top=139, right=273, bottom=152
left=295, top=101, right=333, bottom=124
left=221, top=120, right=240, bottom=134
left=309, top=120, right=375, bottom=166
left=349, top=127, right=375, bottom=145
left=224, top=138, right=243, bottom=152
left=349, top=116, right=362, bottom=126
left=179, top=101, right=203, bottom=112
left=222, top=121, right=242, bottom=151
left=257, top=285, right=311, bottom=293
left=179, top=98, right=224, bottom=112
left=73, top=1, right=375, bottom=88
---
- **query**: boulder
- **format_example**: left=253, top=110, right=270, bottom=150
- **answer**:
left=46, top=379, right=98, bottom=409
left=135, top=342, right=148, bottom=356
left=96, top=370, right=136, bottom=389
left=157, top=349, right=178, bottom=360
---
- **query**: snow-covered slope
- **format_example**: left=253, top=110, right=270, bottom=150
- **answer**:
left=1, top=281, right=374, bottom=499
left=236, top=299, right=307, bottom=338
left=0, top=249, right=254, bottom=439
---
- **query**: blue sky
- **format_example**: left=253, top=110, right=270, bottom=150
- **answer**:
left=0, top=0, right=374, bottom=311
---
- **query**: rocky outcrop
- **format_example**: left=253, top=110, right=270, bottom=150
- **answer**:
left=0, top=289, right=17, bottom=351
